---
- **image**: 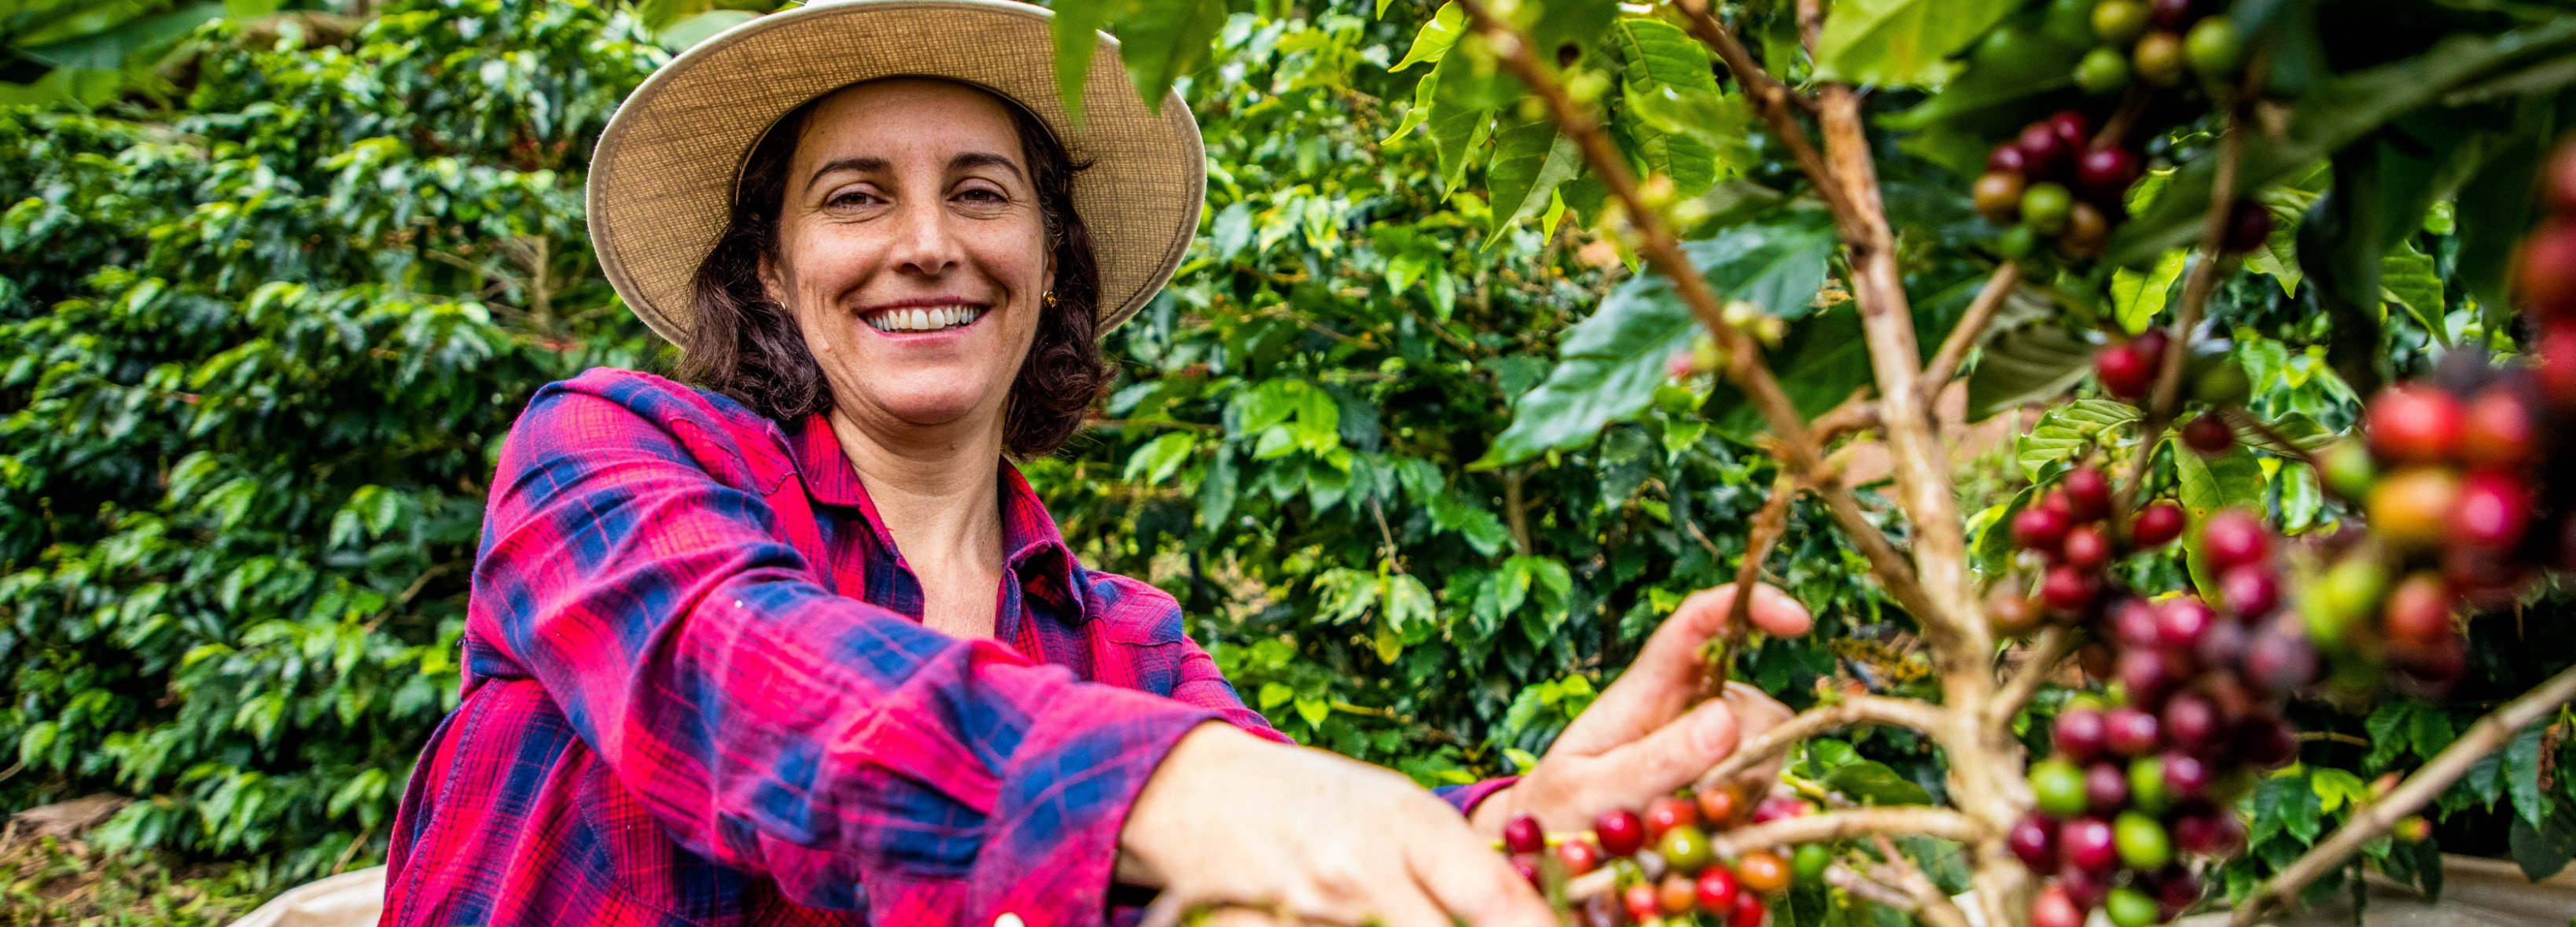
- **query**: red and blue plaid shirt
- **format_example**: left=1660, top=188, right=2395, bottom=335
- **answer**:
left=381, top=368, right=1508, bottom=927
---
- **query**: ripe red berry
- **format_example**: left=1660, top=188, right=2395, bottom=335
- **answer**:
left=2059, top=816, right=2119, bottom=874
left=2180, top=414, right=2235, bottom=454
left=2158, top=598, right=2218, bottom=650
left=2132, top=502, right=2185, bottom=547
left=2121, top=649, right=2184, bottom=708
left=2106, top=706, right=2162, bottom=756
left=2154, top=868, right=2203, bottom=918
left=2043, top=565, right=2100, bottom=613
left=2366, top=384, right=2467, bottom=464
left=2063, top=466, right=2113, bottom=521
left=2172, top=808, right=2245, bottom=855
left=2162, top=751, right=2214, bottom=801
left=1695, top=864, right=1742, bottom=912
left=1991, top=590, right=2048, bottom=638
left=1731, top=888, right=1768, bottom=927
left=1558, top=838, right=1604, bottom=875
left=2085, top=761, right=2131, bottom=813
left=2223, top=200, right=2275, bottom=253
left=2219, top=564, right=2280, bottom=617
left=2110, top=598, right=2162, bottom=649
left=1503, top=813, right=1546, bottom=854
left=2540, top=321, right=2576, bottom=409
left=2010, top=811, right=2062, bottom=873
left=2195, top=617, right=2249, bottom=668
left=1643, top=795, right=1699, bottom=841
left=2460, top=388, right=2537, bottom=470
left=2133, top=329, right=2170, bottom=370
left=2384, top=572, right=2456, bottom=647
left=2059, top=866, right=2111, bottom=910
left=2097, top=344, right=2154, bottom=399
left=2063, top=524, right=2113, bottom=570
left=2055, top=706, right=2109, bottom=762
left=2149, top=0, right=2196, bottom=28
left=2032, top=885, right=2088, bottom=927
left=1595, top=807, right=1646, bottom=856
left=2245, top=628, right=2319, bottom=694
left=2015, top=504, right=2074, bottom=552
left=2048, top=110, right=2094, bottom=150
left=2515, top=221, right=2576, bottom=319
left=1624, top=881, right=1662, bottom=923
left=2018, top=122, right=2071, bottom=177
left=2075, top=147, right=2143, bottom=201
left=2162, top=693, right=2222, bottom=751
left=2198, top=509, right=2272, bottom=572
left=1989, top=143, right=2032, bottom=174
left=2453, top=470, right=2532, bottom=550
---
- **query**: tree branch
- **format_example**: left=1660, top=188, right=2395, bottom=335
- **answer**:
left=1712, top=807, right=1989, bottom=856
left=1446, top=0, right=1942, bottom=627
left=1669, top=0, right=1857, bottom=230
left=1921, top=262, right=2023, bottom=394
left=2233, top=662, right=2576, bottom=926
left=2113, top=105, right=2248, bottom=532
left=1873, top=833, right=1975, bottom=927
left=1695, top=695, right=1949, bottom=791
left=1989, top=627, right=2077, bottom=728
left=1827, top=863, right=1929, bottom=912
left=1711, top=473, right=1799, bottom=693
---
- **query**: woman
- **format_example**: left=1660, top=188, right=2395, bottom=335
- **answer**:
left=380, top=2, right=1815, bottom=925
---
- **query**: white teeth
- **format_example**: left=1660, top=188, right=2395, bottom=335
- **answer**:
left=867, top=305, right=983, bottom=332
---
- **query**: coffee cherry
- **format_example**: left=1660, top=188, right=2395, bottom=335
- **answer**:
left=2019, top=123, right=2072, bottom=177
left=2540, top=321, right=2576, bottom=408
left=2220, top=564, right=2281, bottom=617
left=2063, top=524, right=2114, bottom=570
left=1658, top=824, right=1713, bottom=874
left=2133, top=502, right=2185, bottom=546
left=2085, top=760, right=2131, bottom=813
left=2126, top=756, right=2169, bottom=812
left=2453, top=470, right=2532, bottom=550
left=2044, top=0, right=2101, bottom=42
left=2059, top=866, right=2112, bottom=910
left=2111, top=598, right=2162, bottom=649
left=2076, top=46, right=2133, bottom=94
left=2062, top=465, right=2113, bottom=521
left=2043, top=565, right=2101, bottom=613
left=1510, top=852, right=1543, bottom=888
left=1989, top=143, right=2032, bottom=175
left=2366, top=384, right=2467, bottom=464
left=2106, top=705, right=2163, bottom=756
left=2015, top=503, right=2074, bottom=551
left=2133, top=31, right=2186, bottom=85
left=1624, top=881, right=1662, bottom=923
left=2147, top=0, right=2195, bottom=28
left=1503, top=813, right=1546, bottom=854
left=2079, top=641, right=2118, bottom=681
left=2106, top=886, right=2162, bottom=927
left=2114, top=811, right=2174, bottom=870
left=1694, top=863, right=1742, bottom=912
left=2046, top=111, right=2092, bottom=149
left=2033, top=757, right=2091, bottom=817
left=2306, top=555, right=2391, bottom=646
left=2185, top=15, right=2242, bottom=77
left=2133, top=329, right=2170, bottom=370
left=2394, top=815, right=2434, bottom=843
left=1753, top=797, right=1815, bottom=824
left=1731, top=888, right=1768, bottom=927
left=2162, top=751, right=2214, bottom=802
left=2011, top=811, right=2063, bottom=872
left=2369, top=466, right=2464, bottom=550
left=2461, top=388, right=2537, bottom=469
left=1738, top=850, right=1792, bottom=894
left=2032, top=885, right=2088, bottom=927
left=2199, top=509, right=2272, bottom=572
left=2000, top=223, right=2042, bottom=260
left=2155, top=869, right=2204, bottom=920
left=2236, top=713, right=2299, bottom=768
left=2384, top=572, right=2455, bottom=647
left=1558, top=838, right=1604, bottom=875
left=2056, top=706, right=2110, bottom=762
left=2245, top=628, right=2320, bottom=693
left=2161, top=691, right=2222, bottom=751
left=2394, top=632, right=2469, bottom=686
left=2515, top=222, right=2576, bottom=320
left=1992, top=589, right=2049, bottom=638
left=1644, top=795, right=1699, bottom=841
left=2062, top=203, right=2113, bottom=258
left=1595, top=807, right=1647, bottom=856
left=2076, top=148, right=2143, bottom=202
left=2099, top=344, right=2155, bottom=399
left=2320, top=438, right=2378, bottom=499
left=2121, top=648, right=2184, bottom=708
left=1577, top=892, right=1624, bottom=927
left=2158, top=598, right=2217, bottom=650
left=2023, top=182, right=2077, bottom=234
left=1658, top=873, right=1698, bottom=914
left=2196, top=617, right=2250, bottom=669
left=2093, top=0, right=2151, bottom=42
left=2194, top=359, right=2254, bottom=407
left=1976, top=171, right=2029, bottom=223
left=2060, top=816, right=2119, bottom=874
left=1695, top=783, right=1745, bottom=826
left=1793, top=844, right=1832, bottom=885
left=2181, top=414, right=2236, bottom=454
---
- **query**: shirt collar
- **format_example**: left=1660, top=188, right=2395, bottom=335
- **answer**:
left=788, top=414, right=1087, bottom=616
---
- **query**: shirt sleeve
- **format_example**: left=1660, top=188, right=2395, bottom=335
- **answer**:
left=466, top=381, right=1216, bottom=925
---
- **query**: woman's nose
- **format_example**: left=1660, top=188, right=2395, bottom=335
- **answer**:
left=886, top=198, right=963, bottom=278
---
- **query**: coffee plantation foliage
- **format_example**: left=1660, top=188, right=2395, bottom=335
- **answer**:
left=2, top=0, right=2574, bottom=911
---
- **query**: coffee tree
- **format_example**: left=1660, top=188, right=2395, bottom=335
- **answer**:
left=1051, top=0, right=2576, bottom=925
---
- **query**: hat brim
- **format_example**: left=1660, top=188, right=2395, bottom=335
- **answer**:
left=587, top=0, right=1202, bottom=345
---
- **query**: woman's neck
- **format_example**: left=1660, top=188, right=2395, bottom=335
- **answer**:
left=826, top=405, right=1006, bottom=639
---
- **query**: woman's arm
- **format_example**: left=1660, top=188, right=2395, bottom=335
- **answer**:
left=467, top=378, right=1216, bottom=922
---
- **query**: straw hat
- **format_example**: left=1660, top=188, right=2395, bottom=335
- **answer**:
left=587, top=0, right=1205, bottom=344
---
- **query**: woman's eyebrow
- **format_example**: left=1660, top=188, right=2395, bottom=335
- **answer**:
left=806, top=156, right=889, bottom=189
left=802, top=152, right=1025, bottom=189
left=950, top=151, right=1026, bottom=183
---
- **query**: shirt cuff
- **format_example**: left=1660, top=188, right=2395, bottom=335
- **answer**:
left=966, top=687, right=1219, bottom=927
left=1433, top=776, right=1518, bottom=818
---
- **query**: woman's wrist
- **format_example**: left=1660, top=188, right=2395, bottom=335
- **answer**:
left=1464, top=781, right=1522, bottom=839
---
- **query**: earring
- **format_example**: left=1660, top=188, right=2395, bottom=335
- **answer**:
left=1043, top=290, right=1058, bottom=307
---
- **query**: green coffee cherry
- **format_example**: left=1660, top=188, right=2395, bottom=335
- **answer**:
left=2075, top=46, right=2133, bottom=94
left=2092, top=0, right=2150, bottom=42
left=2320, top=438, right=2378, bottom=499
left=2031, top=759, right=2090, bottom=817
left=2186, top=16, right=2243, bottom=78
left=2107, top=887, right=2162, bottom=927
left=2193, top=359, right=2253, bottom=407
left=2022, top=182, right=2076, bottom=235
left=2127, top=756, right=2170, bottom=813
left=2114, top=811, right=2173, bottom=870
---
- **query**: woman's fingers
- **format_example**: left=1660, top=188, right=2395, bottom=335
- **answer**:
left=1403, top=819, right=1556, bottom=927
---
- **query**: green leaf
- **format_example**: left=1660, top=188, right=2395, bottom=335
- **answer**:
left=2510, top=802, right=2576, bottom=882
left=1824, top=760, right=1934, bottom=805
left=1052, top=0, right=1110, bottom=125
left=2382, top=241, right=2446, bottom=344
left=1426, top=52, right=1499, bottom=191
left=2107, top=20, right=2576, bottom=266
left=16, top=3, right=226, bottom=71
left=1392, top=2, right=1465, bottom=72
left=1111, top=0, right=1228, bottom=110
left=2015, top=399, right=2139, bottom=482
left=1124, top=432, right=1196, bottom=484
left=1609, top=18, right=1731, bottom=198
left=2454, top=104, right=2555, bottom=315
left=1483, top=214, right=1835, bottom=465
left=1814, top=0, right=2017, bottom=87
left=1966, top=325, right=2099, bottom=421
left=2173, top=447, right=2264, bottom=599
left=2508, top=721, right=2554, bottom=826
left=2110, top=251, right=2188, bottom=335
left=1485, top=113, right=1581, bottom=238
left=2367, top=702, right=2416, bottom=771
left=2311, top=767, right=2370, bottom=815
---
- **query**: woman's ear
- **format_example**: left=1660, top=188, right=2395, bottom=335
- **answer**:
left=757, top=253, right=789, bottom=308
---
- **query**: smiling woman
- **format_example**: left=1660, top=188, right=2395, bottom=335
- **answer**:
left=372, top=2, right=1813, bottom=925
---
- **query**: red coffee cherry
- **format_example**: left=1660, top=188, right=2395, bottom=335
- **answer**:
left=1594, top=807, right=1646, bottom=856
left=2365, top=384, right=2467, bottom=464
left=2132, top=501, right=2186, bottom=547
left=2063, top=465, right=2113, bottom=521
left=2097, top=344, right=2154, bottom=399
left=2104, top=706, right=2162, bottom=757
left=2515, top=221, right=2576, bottom=320
left=2180, top=414, right=2236, bottom=454
left=2018, top=122, right=2072, bottom=177
left=2059, top=816, right=2119, bottom=874
left=2063, top=524, right=2114, bottom=570
left=2015, top=503, right=2075, bottom=552
left=2222, top=200, right=2275, bottom=253
left=2011, top=811, right=2062, bottom=873
left=2384, top=572, right=2455, bottom=647
left=2219, top=564, right=2280, bottom=617
left=2032, top=885, right=2088, bottom=927
left=1694, top=864, right=1742, bottom=913
left=2460, top=387, right=2537, bottom=469
left=1731, top=888, right=1768, bottom=927
left=1643, top=795, right=1699, bottom=841
left=1557, top=838, right=1604, bottom=875
left=2075, top=147, right=2143, bottom=202
left=2043, top=565, right=2101, bottom=612
left=2085, top=761, right=2131, bottom=813
left=1503, top=813, right=1546, bottom=854
left=2198, top=509, right=2272, bottom=572
left=2055, top=705, right=2109, bottom=762
left=2157, top=597, right=2217, bottom=651
left=1989, top=143, right=2032, bottom=174
left=2453, top=470, right=2532, bottom=550
left=2048, top=110, right=2094, bottom=150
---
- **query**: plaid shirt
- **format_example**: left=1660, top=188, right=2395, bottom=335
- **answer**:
left=381, top=369, right=1510, bottom=927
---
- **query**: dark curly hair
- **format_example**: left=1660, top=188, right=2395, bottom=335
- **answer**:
left=679, top=78, right=1109, bottom=459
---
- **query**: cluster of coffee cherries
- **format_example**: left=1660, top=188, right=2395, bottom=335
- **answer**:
left=2069, top=0, right=2241, bottom=96
left=1502, top=788, right=1827, bottom=926
left=2011, top=519, right=2309, bottom=927
left=1973, top=109, right=2140, bottom=261
left=1987, top=462, right=2186, bottom=636
left=2092, top=329, right=2261, bottom=458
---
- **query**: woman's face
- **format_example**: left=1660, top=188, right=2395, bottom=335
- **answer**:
left=763, top=79, right=1051, bottom=437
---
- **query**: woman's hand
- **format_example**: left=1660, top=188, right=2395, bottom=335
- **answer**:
left=1118, top=723, right=1555, bottom=927
left=1470, top=583, right=1814, bottom=836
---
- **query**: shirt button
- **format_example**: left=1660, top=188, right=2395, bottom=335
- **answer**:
left=993, top=914, right=1025, bottom=927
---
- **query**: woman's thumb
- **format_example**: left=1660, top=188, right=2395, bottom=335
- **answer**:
left=1608, top=697, right=1742, bottom=793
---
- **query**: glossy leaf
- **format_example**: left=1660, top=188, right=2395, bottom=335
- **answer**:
left=1814, top=0, right=2016, bottom=87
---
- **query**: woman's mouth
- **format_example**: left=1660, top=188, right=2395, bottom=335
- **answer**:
left=863, top=303, right=985, bottom=333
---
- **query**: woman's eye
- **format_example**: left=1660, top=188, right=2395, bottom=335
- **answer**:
left=827, top=190, right=878, bottom=208
left=958, top=188, right=1006, bottom=204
